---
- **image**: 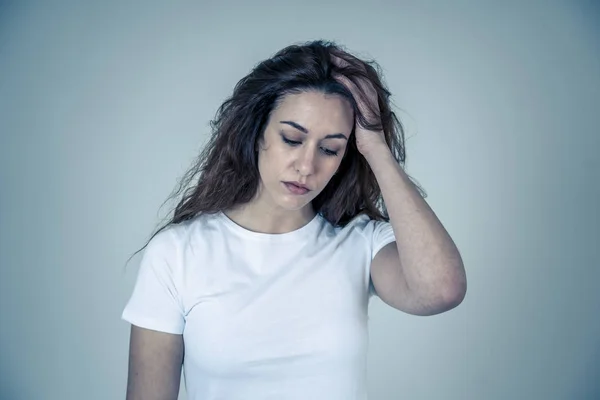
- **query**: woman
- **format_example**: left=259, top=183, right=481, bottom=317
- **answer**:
left=122, top=39, right=467, bottom=400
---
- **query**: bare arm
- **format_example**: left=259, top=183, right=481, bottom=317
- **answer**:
left=368, top=152, right=466, bottom=315
left=332, top=62, right=467, bottom=315
left=126, top=325, right=184, bottom=400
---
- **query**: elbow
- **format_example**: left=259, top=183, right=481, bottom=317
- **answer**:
left=403, top=264, right=467, bottom=316
left=445, top=285, right=466, bottom=310
left=409, top=276, right=467, bottom=316
left=442, top=272, right=467, bottom=310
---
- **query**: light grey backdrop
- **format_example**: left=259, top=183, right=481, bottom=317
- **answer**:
left=1, top=1, right=599, bottom=399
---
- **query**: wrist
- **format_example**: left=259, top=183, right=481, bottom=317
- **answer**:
left=362, top=144, right=394, bottom=166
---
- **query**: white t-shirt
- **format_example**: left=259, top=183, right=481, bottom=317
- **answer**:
left=122, top=210, right=396, bottom=400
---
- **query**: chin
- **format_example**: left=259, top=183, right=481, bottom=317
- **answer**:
left=278, top=198, right=310, bottom=211
left=266, top=181, right=318, bottom=211
left=278, top=193, right=314, bottom=211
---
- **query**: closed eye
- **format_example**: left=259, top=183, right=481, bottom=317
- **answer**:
left=281, top=136, right=338, bottom=157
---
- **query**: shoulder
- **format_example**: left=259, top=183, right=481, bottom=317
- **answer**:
left=146, top=223, right=184, bottom=254
left=149, top=212, right=216, bottom=247
left=332, top=213, right=395, bottom=258
left=337, top=213, right=390, bottom=238
left=321, top=213, right=392, bottom=249
left=141, top=214, right=207, bottom=262
left=142, top=212, right=227, bottom=266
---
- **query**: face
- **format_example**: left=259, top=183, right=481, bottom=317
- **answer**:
left=254, top=91, right=354, bottom=214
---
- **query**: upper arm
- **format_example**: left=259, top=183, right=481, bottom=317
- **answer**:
left=370, top=241, right=465, bottom=316
left=370, top=241, right=446, bottom=316
left=370, top=242, right=422, bottom=314
left=126, top=325, right=184, bottom=400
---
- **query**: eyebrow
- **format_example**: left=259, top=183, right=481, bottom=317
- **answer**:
left=280, top=120, right=348, bottom=140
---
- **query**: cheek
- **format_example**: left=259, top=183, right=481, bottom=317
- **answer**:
left=257, top=147, right=285, bottom=177
left=256, top=149, right=270, bottom=177
left=327, top=156, right=344, bottom=172
left=313, top=160, right=340, bottom=186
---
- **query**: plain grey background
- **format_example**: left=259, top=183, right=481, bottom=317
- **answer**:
left=1, top=1, right=599, bottom=399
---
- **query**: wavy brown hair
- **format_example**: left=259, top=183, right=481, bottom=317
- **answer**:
left=129, top=39, right=426, bottom=261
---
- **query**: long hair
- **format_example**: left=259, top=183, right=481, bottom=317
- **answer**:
left=128, top=39, right=426, bottom=262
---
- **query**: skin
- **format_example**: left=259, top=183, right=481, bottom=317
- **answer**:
left=125, top=90, right=355, bottom=399
left=126, top=327, right=183, bottom=400
left=224, top=90, right=354, bottom=234
left=126, top=84, right=466, bottom=399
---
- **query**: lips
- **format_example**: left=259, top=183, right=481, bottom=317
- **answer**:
left=283, top=182, right=310, bottom=195
left=285, top=181, right=310, bottom=190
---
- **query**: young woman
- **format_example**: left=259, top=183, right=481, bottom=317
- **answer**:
left=122, top=39, right=467, bottom=400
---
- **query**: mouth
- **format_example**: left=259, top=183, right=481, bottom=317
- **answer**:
left=283, top=181, right=310, bottom=195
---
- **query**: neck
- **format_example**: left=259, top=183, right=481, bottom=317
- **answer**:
left=223, top=202, right=315, bottom=234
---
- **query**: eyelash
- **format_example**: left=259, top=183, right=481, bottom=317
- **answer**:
left=281, top=136, right=339, bottom=157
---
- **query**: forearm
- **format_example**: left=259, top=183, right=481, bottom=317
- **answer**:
left=366, top=148, right=467, bottom=302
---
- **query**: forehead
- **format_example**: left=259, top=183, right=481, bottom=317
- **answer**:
left=272, top=91, right=354, bottom=133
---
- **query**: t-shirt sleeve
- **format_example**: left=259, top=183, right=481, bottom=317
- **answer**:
left=121, top=228, right=185, bottom=334
left=370, top=219, right=396, bottom=260
left=367, top=218, right=397, bottom=298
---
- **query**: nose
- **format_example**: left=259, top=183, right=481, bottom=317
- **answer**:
left=294, top=146, right=316, bottom=176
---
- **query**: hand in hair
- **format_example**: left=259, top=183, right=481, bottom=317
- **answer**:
left=330, top=54, right=389, bottom=159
